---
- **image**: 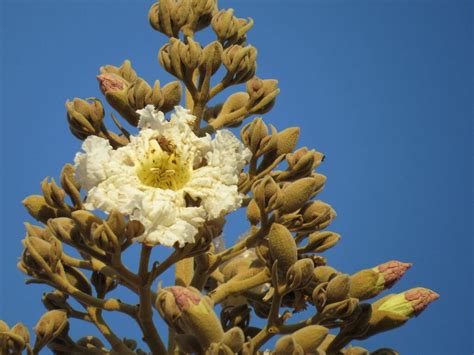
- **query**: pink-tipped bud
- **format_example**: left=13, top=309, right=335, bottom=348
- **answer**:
left=404, top=288, right=440, bottom=316
left=375, top=260, right=412, bottom=288
left=170, top=286, right=201, bottom=311
left=96, top=73, right=125, bottom=94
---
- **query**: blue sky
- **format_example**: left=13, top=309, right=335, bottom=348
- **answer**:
left=1, top=0, right=472, bottom=354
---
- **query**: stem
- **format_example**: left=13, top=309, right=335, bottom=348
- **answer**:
left=137, top=245, right=167, bottom=355
left=87, top=307, right=135, bottom=354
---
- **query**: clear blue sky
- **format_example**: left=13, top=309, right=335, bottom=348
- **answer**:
left=1, top=1, right=472, bottom=354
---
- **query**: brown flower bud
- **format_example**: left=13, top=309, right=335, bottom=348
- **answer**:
left=240, top=117, right=268, bottom=154
left=33, top=310, right=68, bottom=353
left=97, top=73, right=139, bottom=126
left=279, top=177, right=319, bottom=215
left=252, top=176, right=282, bottom=212
left=211, top=9, right=239, bottom=43
left=11, top=323, right=30, bottom=347
left=63, top=265, right=93, bottom=295
left=200, top=41, right=223, bottom=76
left=326, top=274, right=351, bottom=303
left=268, top=223, right=297, bottom=275
left=275, top=335, right=304, bottom=354
left=100, top=59, right=137, bottom=83
left=250, top=79, right=280, bottom=115
left=349, top=261, right=412, bottom=301
left=22, top=236, right=61, bottom=273
left=246, top=199, right=261, bottom=225
left=221, top=327, right=245, bottom=353
left=156, top=286, right=224, bottom=348
left=160, top=81, right=182, bottom=112
left=189, top=0, right=217, bottom=32
left=148, top=0, right=192, bottom=37
left=42, top=291, right=70, bottom=311
left=313, top=265, right=339, bottom=284
left=23, top=195, right=58, bottom=223
left=91, top=271, right=118, bottom=298
left=299, top=200, right=336, bottom=231
left=222, top=45, right=257, bottom=84
left=210, top=92, right=250, bottom=128
left=70, top=210, right=103, bottom=237
left=358, top=288, right=439, bottom=339
left=292, top=325, right=329, bottom=352
left=300, top=231, right=340, bottom=254
left=279, top=148, right=325, bottom=181
left=66, top=98, right=104, bottom=139
left=286, top=258, right=314, bottom=290
left=275, top=127, right=300, bottom=156
left=322, top=298, right=359, bottom=320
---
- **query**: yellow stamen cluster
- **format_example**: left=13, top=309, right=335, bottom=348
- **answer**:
left=137, top=139, right=191, bottom=190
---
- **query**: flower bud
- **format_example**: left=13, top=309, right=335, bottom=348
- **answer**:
left=275, top=335, right=304, bottom=354
left=286, top=258, right=314, bottom=290
left=189, top=0, right=217, bottom=32
left=252, top=176, right=282, bottom=212
left=70, top=210, right=103, bottom=237
left=63, top=265, right=93, bottom=295
left=160, top=81, right=182, bottom=112
left=322, top=298, right=359, bottom=320
left=241, top=117, right=268, bottom=154
left=313, top=265, right=339, bottom=284
left=222, top=45, right=257, bottom=84
left=100, top=59, right=137, bottom=83
left=221, top=327, right=245, bottom=353
left=250, top=79, right=280, bottom=115
left=349, top=261, right=412, bottom=300
left=292, top=325, right=329, bottom=352
left=246, top=77, right=265, bottom=106
left=200, top=41, right=223, bottom=76
left=22, top=236, right=61, bottom=273
left=210, top=92, right=250, bottom=128
left=326, top=274, right=351, bottom=303
left=91, top=271, right=118, bottom=298
left=66, top=98, right=104, bottom=139
left=299, top=200, right=336, bottom=231
left=97, top=73, right=139, bottom=126
left=279, top=177, right=318, bottom=214
left=148, top=0, right=192, bottom=37
left=23, top=195, right=58, bottom=223
left=212, top=9, right=239, bottom=43
left=33, top=310, right=68, bottom=353
left=246, top=199, right=261, bottom=225
left=268, top=223, right=297, bottom=275
left=156, top=286, right=224, bottom=348
left=275, top=127, right=299, bottom=156
left=279, top=148, right=325, bottom=181
left=300, top=231, right=340, bottom=254
left=359, top=288, right=439, bottom=339
left=42, top=291, right=70, bottom=311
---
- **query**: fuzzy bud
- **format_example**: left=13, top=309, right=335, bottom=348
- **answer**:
left=291, top=325, right=329, bottom=352
left=66, top=98, right=104, bottom=139
left=268, top=223, right=297, bottom=275
left=222, top=45, right=257, bottom=84
left=275, top=335, right=304, bottom=354
left=200, top=41, right=223, bottom=76
left=33, top=310, right=68, bottom=353
left=326, top=274, right=351, bottom=303
left=156, top=286, right=224, bottom=348
left=286, top=258, right=314, bottom=290
left=349, top=261, right=412, bottom=300
left=359, top=288, right=439, bottom=339
left=300, top=231, right=340, bottom=254
left=279, top=177, right=318, bottom=214
left=23, top=195, right=58, bottom=223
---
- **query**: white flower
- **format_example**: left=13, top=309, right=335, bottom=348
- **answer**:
left=74, top=105, right=251, bottom=247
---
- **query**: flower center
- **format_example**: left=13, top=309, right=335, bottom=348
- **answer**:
left=136, top=138, right=191, bottom=190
